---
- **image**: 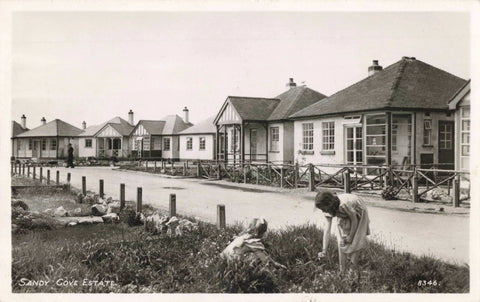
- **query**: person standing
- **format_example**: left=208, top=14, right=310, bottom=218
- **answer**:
left=66, top=143, right=75, bottom=168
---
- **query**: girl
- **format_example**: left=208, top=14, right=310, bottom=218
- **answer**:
left=315, top=190, right=370, bottom=272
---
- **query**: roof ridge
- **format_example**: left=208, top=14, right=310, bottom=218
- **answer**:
left=228, top=95, right=280, bottom=101
left=387, top=59, right=408, bottom=107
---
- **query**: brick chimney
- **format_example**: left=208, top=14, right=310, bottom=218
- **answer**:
left=286, top=78, right=297, bottom=88
left=41, top=117, right=46, bottom=125
left=183, top=106, right=189, bottom=124
left=128, top=110, right=134, bottom=125
left=82, top=121, right=86, bottom=130
left=368, top=60, right=383, bottom=76
left=21, top=114, right=26, bottom=129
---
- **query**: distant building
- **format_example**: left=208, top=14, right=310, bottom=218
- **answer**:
left=213, top=78, right=327, bottom=164
left=178, top=116, right=216, bottom=161
left=11, top=114, right=29, bottom=158
left=78, top=112, right=135, bottom=159
left=289, top=57, right=467, bottom=171
left=12, top=117, right=82, bottom=160
left=448, top=80, right=470, bottom=171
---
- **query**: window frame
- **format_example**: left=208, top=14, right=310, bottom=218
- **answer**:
left=50, top=139, right=57, bottom=151
left=41, top=139, right=47, bottom=151
left=460, top=107, right=470, bottom=156
left=270, top=127, right=280, bottom=152
left=322, top=121, right=335, bottom=151
left=186, top=137, right=193, bottom=150
left=163, top=137, right=171, bottom=151
left=302, top=123, right=314, bottom=151
left=85, top=138, right=93, bottom=148
left=199, top=137, right=206, bottom=151
left=423, top=118, right=432, bottom=146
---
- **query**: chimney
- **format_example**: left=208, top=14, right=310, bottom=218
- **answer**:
left=286, top=78, right=297, bottom=88
left=128, top=109, right=134, bottom=125
left=368, top=60, right=383, bottom=76
left=21, top=114, right=26, bottom=129
left=183, top=106, right=189, bottom=124
left=41, top=117, right=46, bottom=125
left=82, top=121, right=86, bottom=130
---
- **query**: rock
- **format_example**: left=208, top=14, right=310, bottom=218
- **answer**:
left=106, top=197, right=113, bottom=204
left=91, top=204, right=108, bottom=216
left=108, top=201, right=121, bottom=214
left=77, top=217, right=104, bottom=225
left=31, top=210, right=40, bottom=216
left=44, top=208, right=55, bottom=217
left=67, top=221, right=78, bottom=227
left=102, top=213, right=119, bottom=223
left=145, top=213, right=169, bottom=233
left=84, top=195, right=94, bottom=205
left=54, top=206, right=68, bottom=217
left=69, top=208, right=82, bottom=216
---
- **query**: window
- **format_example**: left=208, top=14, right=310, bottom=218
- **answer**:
left=163, top=138, right=170, bottom=150
left=85, top=139, right=92, bottom=148
left=50, top=139, right=57, bottom=150
left=302, top=123, right=314, bottom=150
left=322, top=122, right=335, bottom=150
left=270, top=127, right=279, bottom=151
left=41, top=139, right=47, bottom=151
left=112, top=138, right=122, bottom=150
left=28, top=139, right=33, bottom=150
left=423, top=119, right=432, bottom=145
left=461, top=107, right=470, bottom=156
left=231, top=129, right=239, bottom=152
left=186, top=137, right=193, bottom=150
left=199, top=137, right=206, bottom=150
left=439, top=123, right=452, bottom=150
left=365, top=114, right=387, bottom=166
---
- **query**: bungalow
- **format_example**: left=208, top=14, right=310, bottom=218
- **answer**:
left=13, top=117, right=82, bottom=160
left=213, top=79, right=327, bottom=164
left=11, top=115, right=29, bottom=158
left=78, top=110, right=135, bottom=159
left=289, top=57, right=468, bottom=172
left=178, top=116, right=216, bottom=161
left=448, top=80, right=470, bottom=172
left=130, top=107, right=193, bottom=161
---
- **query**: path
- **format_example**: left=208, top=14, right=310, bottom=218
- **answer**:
left=47, top=166, right=469, bottom=264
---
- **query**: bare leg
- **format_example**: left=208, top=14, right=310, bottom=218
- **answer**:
left=338, top=249, right=347, bottom=273
left=350, top=251, right=359, bottom=268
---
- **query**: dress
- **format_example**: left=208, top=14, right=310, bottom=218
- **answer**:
left=220, top=233, right=267, bottom=262
left=334, top=193, right=370, bottom=254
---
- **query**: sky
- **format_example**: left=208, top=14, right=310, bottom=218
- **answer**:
left=12, top=11, right=470, bottom=130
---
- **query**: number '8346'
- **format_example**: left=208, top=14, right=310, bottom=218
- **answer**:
left=418, top=280, right=439, bottom=287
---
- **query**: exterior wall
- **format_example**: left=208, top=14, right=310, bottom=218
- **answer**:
left=161, top=135, right=180, bottom=160
left=13, top=137, right=79, bottom=159
left=283, top=121, right=295, bottom=164
left=414, top=111, right=454, bottom=167
left=454, top=93, right=470, bottom=171
left=179, top=134, right=215, bottom=160
left=267, top=122, right=284, bottom=163
left=243, top=122, right=267, bottom=162
left=78, top=137, right=97, bottom=158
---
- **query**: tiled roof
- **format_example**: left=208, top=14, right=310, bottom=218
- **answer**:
left=268, top=86, right=327, bottom=120
left=16, top=119, right=83, bottom=138
left=178, top=116, right=216, bottom=135
left=161, top=115, right=193, bottom=135
left=79, top=116, right=134, bottom=137
left=228, top=96, right=281, bottom=121
left=135, top=120, right=166, bottom=135
left=290, top=57, right=468, bottom=118
left=12, top=121, right=28, bottom=137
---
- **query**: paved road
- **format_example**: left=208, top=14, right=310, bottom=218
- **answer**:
left=47, top=166, right=469, bottom=264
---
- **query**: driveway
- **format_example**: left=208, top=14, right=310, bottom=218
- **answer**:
left=46, top=166, right=469, bottom=264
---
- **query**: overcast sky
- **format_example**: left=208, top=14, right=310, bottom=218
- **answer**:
left=12, top=11, right=470, bottom=129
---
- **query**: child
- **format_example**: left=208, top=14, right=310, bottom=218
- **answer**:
left=221, top=218, right=286, bottom=269
left=315, top=190, right=370, bottom=272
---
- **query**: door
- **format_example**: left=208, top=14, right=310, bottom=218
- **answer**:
left=438, top=121, right=454, bottom=170
left=33, top=141, right=40, bottom=158
left=345, top=126, right=363, bottom=173
left=250, top=129, right=257, bottom=161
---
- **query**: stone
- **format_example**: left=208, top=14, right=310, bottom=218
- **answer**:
left=84, top=195, right=94, bottom=205
left=91, top=204, right=108, bottom=216
left=102, top=213, right=119, bottom=223
left=67, top=221, right=78, bottom=227
left=70, top=208, right=82, bottom=216
left=145, top=213, right=170, bottom=233
left=77, top=217, right=104, bottom=225
left=54, top=206, right=68, bottom=217
left=44, top=208, right=55, bottom=217
left=108, top=201, right=121, bottom=214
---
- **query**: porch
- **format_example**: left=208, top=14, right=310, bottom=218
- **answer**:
left=96, top=137, right=128, bottom=158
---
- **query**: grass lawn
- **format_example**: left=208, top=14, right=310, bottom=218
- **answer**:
left=12, top=221, right=469, bottom=293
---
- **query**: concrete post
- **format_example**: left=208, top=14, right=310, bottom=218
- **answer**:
left=136, top=187, right=143, bottom=213
left=47, top=170, right=50, bottom=185
left=33, top=166, right=36, bottom=180
left=453, top=175, right=460, bottom=208
left=197, top=162, right=201, bottom=178
left=280, top=167, right=285, bottom=188
left=308, top=164, right=315, bottom=192
left=169, top=193, right=176, bottom=217
left=22, top=164, right=25, bottom=176
left=56, top=170, right=60, bottom=184
left=183, top=162, right=187, bottom=176
left=217, top=204, right=226, bottom=229
left=82, top=176, right=86, bottom=196
left=412, top=171, right=419, bottom=203
left=244, top=164, right=248, bottom=184
left=11, top=162, right=13, bottom=175
left=27, top=166, right=30, bottom=178
left=67, top=172, right=71, bottom=184
left=154, top=160, right=157, bottom=172
left=294, top=163, right=299, bottom=188
left=40, top=167, right=43, bottom=183
left=343, top=170, right=351, bottom=193
left=217, top=163, right=222, bottom=180
left=120, top=183, right=125, bottom=210
left=99, top=179, right=104, bottom=198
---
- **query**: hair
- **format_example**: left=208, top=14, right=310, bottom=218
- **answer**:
left=314, top=191, right=340, bottom=216
left=243, top=218, right=268, bottom=238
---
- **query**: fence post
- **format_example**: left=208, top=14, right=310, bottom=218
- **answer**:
left=280, top=167, right=285, bottom=188
left=27, top=166, right=30, bottom=178
left=154, top=160, right=157, bottom=172
left=169, top=193, right=176, bottom=217
left=244, top=164, right=248, bottom=184
left=183, top=162, right=187, bottom=176
left=453, top=175, right=460, bottom=208
left=82, top=176, right=86, bottom=196
left=197, top=162, right=201, bottom=178
left=22, top=164, right=25, bottom=175
left=217, top=204, right=226, bottom=229
left=145, top=160, right=148, bottom=171
left=33, top=166, right=36, bottom=180
left=343, top=170, right=351, bottom=193
left=412, top=169, right=418, bottom=203
left=120, top=183, right=125, bottom=210
left=47, top=170, right=50, bottom=185
left=39, top=167, right=43, bottom=183
left=447, top=179, right=451, bottom=196
left=308, top=164, right=315, bottom=192
left=56, top=170, right=60, bottom=184
left=171, top=161, right=174, bottom=171
left=217, top=163, right=222, bottom=180
left=67, top=172, right=71, bottom=184
left=294, top=163, right=299, bottom=188
left=137, top=187, right=143, bottom=213
left=99, top=179, right=104, bottom=198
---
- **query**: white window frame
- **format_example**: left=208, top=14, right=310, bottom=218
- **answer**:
left=199, top=137, right=206, bottom=150
left=186, top=137, right=193, bottom=150
left=28, top=139, right=33, bottom=150
left=41, top=139, right=47, bottom=151
left=439, top=123, right=453, bottom=150
left=302, top=123, right=314, bottom=151
left=270, top=127, right=280, bottom=151
left=423, top=119, right=432, bottom=146
left=461, top=107, right=470, bottom=157
left=163, top=137, right=171, bottom=151
left=322, top=121, right=335, bottom=151
left=85, top=139, right=93, bottom=148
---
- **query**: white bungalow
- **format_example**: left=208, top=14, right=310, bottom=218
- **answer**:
left=178, top=116, right=216, bottom=161
left=448, top=80, right=470, bottom=172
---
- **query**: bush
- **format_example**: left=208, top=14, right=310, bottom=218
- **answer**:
left=382, top=185, right=398, bottom=200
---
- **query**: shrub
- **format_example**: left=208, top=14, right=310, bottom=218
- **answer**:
left=382, top=185, right=398, bottom=200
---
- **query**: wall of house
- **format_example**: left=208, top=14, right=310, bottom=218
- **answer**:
left=454, top=93, right=470, bottom=171
left=161, top=135, right=180, bottom=160
left=78, top=137, right=97, bottom=158
left=414, top=111, right=455, bottom=167
left=243, top=122, right=267, bottom=162
left=283, top=121, right=295, bottom=164
left=179, top=134, right=215, bottom=160
left=267, top=122, right=283, bottom=163
left=14, top=137, right=79, bottom=159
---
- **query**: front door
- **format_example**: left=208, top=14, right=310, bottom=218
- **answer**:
left=250, top=129, right=257, bottom=161
left=438, top=121, right=454, bottom=170
left=345, top=126, right=363, bottom=172
left=33, top=141, right=40, bottom=158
